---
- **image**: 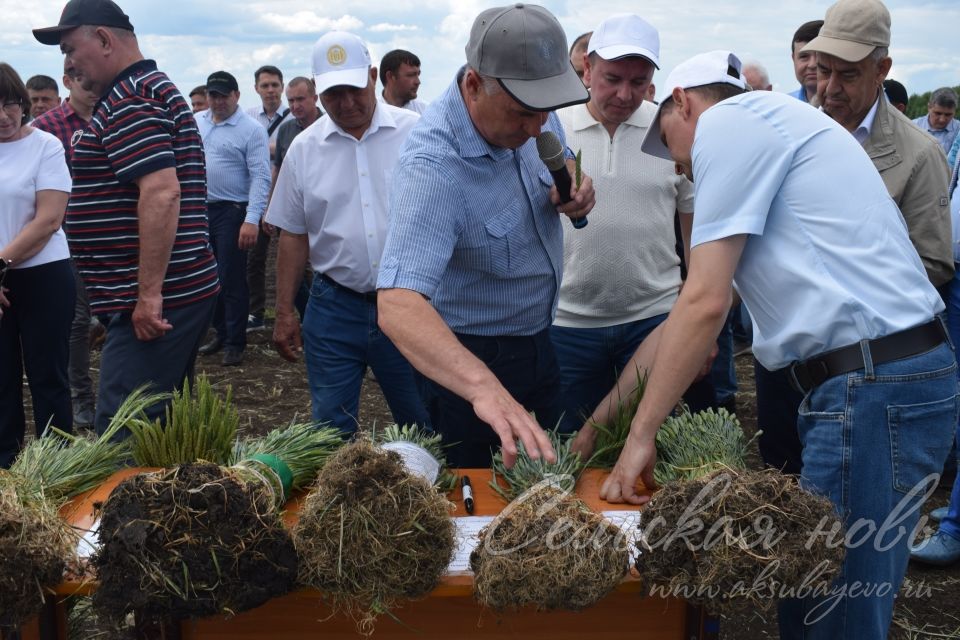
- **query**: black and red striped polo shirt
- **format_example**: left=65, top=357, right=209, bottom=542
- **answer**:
left=67, top=59, right=219, bottom=313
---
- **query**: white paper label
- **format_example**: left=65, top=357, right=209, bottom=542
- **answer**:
left=381, top=441, right=440, bottom=484
left=602, top=510, right=642, bottom=564
left=448, top=515, right=496, bottom=573
left=76, top=517, right=101, bottom=559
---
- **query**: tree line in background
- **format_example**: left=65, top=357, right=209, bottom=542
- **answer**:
left=906, top=85, right=960, bottom=120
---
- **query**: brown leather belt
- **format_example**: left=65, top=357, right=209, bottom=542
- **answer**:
left=787, top=319, right=948, bottom=394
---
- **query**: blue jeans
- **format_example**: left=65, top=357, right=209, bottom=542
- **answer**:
left=940, top=268, right=960, bottom=541
left=711, top=310, right=737, bottom=404
left=778, top=341, right=958, bottom=640
left=95, top=295, right=215, bottom=437
left=207, top=202, right=249, bottom=350
left=301, top=275, right=428, bottom=435
left=550, top=315, right=717, bottom=434
left=0, top=259, right=76, bottom=467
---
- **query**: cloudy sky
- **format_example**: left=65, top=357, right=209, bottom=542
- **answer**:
left=4, top=0, right=958, bottom=109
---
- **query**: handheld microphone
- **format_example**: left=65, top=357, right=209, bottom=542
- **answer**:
left=536, top=131, right=587, bottom=229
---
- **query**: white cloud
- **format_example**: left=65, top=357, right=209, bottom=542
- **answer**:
left=369, top=23, right=420, bottom=33
left=4, top=0, right=958, bottom=109
left=261, top=12, right=363, bottom=34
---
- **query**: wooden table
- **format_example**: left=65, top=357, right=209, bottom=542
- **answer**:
left=19, top=468, right=717, bottom=639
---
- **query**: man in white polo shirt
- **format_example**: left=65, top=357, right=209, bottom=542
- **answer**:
left=264, top=31, right=429, bottom=435
left=596, top=51, right=956, bottom=639
left=551, top=13, right=715, bottom=445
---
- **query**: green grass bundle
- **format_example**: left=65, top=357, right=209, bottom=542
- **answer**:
left=653, top=406, right=751, bottom=485
left=635, top=408, right=843, bottom=614
left=586, top=373, right=647, bottom=470
left=92, top=422, right=340, bottom=622
left=0, top=391, right=157, bottom=628
left=92, top=463, right=297, bottom=624
left=489, top=429, right=584, bottom=502
left=474, top=430, right=628, bottom=611
left=293, top=437, right=455, bottom=635
left=127, top=376, right=237, bottom=467
left=233, top=421, right=344, bottom=507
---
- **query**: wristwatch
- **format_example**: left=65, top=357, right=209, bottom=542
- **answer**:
left=0, top=257, right=11, bottom=277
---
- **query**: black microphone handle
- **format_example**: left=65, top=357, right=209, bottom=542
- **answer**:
left=548, top=167, right=588, bottom=229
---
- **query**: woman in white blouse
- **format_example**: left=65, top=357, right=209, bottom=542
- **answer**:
left=0, top=62, right=76, bottom=467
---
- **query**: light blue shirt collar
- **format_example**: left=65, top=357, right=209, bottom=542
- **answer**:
left=200, top=106, right=244, bottom=127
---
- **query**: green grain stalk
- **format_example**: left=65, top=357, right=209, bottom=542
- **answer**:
left=586, top=371, right=648, bottom=470
left=127, top=376, right=238, bottom=467
left=233, top=421, right=344, bottom=491
left=10, top=387, right=165, bottom=504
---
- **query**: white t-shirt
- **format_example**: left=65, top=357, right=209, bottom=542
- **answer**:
left=0, top=128, right=72, bottom=268
left=691, top=91, right=939, bottom=369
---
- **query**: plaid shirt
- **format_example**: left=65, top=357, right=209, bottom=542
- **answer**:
left=30, top=99, right=89, bottom=165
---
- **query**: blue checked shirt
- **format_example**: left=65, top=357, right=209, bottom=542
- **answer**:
left=377, top=73, right=567, bottom=336
left=197, top=107, right=271, bottom=224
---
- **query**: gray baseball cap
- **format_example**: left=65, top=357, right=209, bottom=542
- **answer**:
left=465, top=3, right=588, bottom=112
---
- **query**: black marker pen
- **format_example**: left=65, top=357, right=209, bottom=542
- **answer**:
left=461, top=475, right=474, bottom=514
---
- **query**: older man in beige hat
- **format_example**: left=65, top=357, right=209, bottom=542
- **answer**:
left=803, top=0, right=952, bottom=291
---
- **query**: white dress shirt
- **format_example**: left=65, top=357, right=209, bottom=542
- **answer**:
left=265, top=103, right=420, bottom=292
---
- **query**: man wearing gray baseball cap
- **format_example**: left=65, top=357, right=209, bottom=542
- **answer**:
left=377, top=4, right=595, bottom=469
left=600, top=49, right=955, bottom=640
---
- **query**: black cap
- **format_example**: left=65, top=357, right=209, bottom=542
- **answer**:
left=33, top=0, right=134, bottom=45
left=883, top=79, right=908, bottom=107
left=206, top=71, right=239, bottom=95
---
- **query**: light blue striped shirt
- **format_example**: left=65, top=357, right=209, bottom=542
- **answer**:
left=948, top=133, right=960, bottom=173
left=196, top=107, right=271, bottom=224
left=912, top=114, right=960, bottom=157
left=378, top=73, right=566, bottom=336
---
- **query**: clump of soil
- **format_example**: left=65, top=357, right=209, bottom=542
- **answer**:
left=0, top=478, right=74, bottom=628
left=293, top=438, right=455, bottom=635
left=92, top=462, right=298, bottom=623
left=471, top=482, right=629, bottom=611
left=636, top=468, right=845, bottom=614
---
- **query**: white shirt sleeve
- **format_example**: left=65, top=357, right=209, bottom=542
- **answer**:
left=264, top=142, right=307, bottom=234
left=36, top=133, right=72, bottom=194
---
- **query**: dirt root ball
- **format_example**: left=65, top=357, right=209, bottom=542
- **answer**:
left=0, top=480, right=74, bottom=628
left=293, top=438, right=455, bottom=634
left=471, top=483, right=629, bottom=611
left=636, top=468, right=845, bottom=614
left=92, top=463, right=298, bottom=622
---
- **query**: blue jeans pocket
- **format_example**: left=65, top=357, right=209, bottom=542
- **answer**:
left=887, top=394, right=958, bottom=494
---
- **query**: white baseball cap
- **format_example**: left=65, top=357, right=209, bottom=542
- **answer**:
left=312, top=31, right=372, bottom=95
left=587, top=13, right=660, bottom=68
left=641, top=50, right=746, bottom=160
